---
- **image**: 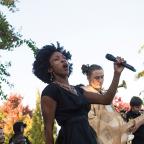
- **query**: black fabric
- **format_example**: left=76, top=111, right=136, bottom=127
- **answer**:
left=126, top=110, right=144, bottom=144
left=41, top=83, right=97, bottom=144
left=126, top=110, right=141, bottom=121
left=9, top=134, right=31, bottom=144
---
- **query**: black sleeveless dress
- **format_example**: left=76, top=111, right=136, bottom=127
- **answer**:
left=42, top=83, right=97, bottom=144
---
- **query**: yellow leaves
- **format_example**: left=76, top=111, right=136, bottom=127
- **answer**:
left=136, top=70, right=144, bottom=79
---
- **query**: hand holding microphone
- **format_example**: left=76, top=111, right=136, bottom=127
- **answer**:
left=105, top=54, right=136, bottom=72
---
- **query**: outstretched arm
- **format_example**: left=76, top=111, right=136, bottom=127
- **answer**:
left=41, top=96, right=56, bottom=144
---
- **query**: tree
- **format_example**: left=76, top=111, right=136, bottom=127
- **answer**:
left=0, top=0, right=18, bottom=12
left=136, top=45, right=144, bottom=78
left=0, top=93, right=32, bottom=143
left=0, top=0, right=38, bottom=99
left=0, top=60, right=12, bottom=99
left=30, top=90, right=45, bottom=144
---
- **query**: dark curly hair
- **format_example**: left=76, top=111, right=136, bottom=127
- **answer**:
left=81, top=64, right=103, bottom=77
left=130, top=96, right=143, bottom=107
left=32, top=42, right=73, bottom=84
left=13, top=121, right=27, bottom=134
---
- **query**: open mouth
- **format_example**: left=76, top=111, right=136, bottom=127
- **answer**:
left=63, top=63, right=69, bottom=72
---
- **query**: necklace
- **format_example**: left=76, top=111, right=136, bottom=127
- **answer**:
left=88, top=85, right=106, bottom=94
left=53, top=81, right=78, bottom=95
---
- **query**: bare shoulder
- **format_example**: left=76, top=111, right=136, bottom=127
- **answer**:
left=41, top=96, right=56, bottom=107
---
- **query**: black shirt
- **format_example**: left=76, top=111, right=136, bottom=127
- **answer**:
left=9, top=134, right=31, bottom=144
left=126, top=110, right=144, bottom=144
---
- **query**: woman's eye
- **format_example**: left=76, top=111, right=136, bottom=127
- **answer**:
left=54, top=58, right=59, bottom=61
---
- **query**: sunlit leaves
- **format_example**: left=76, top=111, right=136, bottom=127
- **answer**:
left=136, top=44, right=144, bottom=79
left=136, top=70, right=144, bottom=79
left=0, top=93, right=32, bottom=143
left=138, top=44, right=144, bottom=54
left=0, top=0, right=18, bottom=12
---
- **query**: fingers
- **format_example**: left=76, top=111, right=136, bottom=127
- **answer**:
left=113, top=56, right=125, bottom=73
left=115, top=56, right=125, bottom=64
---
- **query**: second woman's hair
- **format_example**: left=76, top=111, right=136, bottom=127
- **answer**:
left=81, top=64, right=103, bottom=77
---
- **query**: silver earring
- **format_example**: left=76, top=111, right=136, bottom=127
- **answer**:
left=50, top=73, right=54, bottom=82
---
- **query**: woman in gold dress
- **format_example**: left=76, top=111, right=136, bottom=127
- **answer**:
left=81, top=64, right=134, bottom=144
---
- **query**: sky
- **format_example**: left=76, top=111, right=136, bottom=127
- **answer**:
left=1, top=0, right=144, bottom=108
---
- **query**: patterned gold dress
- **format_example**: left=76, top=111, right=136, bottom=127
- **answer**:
left=83, top=86, right=131, bottom=144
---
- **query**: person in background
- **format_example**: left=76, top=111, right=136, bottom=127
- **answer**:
left=9, top=121, right=31, bottom=144
left=0, top=128, right=5, bottom=144
left=126, top=96, right=144, bottom=144
left=81, top=64, right=134, bottom=144
left=32, top=42, right=125, bottom=144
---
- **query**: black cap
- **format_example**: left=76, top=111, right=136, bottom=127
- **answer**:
left=13, top=121, right=27, bottom=134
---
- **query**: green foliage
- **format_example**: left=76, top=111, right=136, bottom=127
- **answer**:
left=0, top=12, right=21, bottom=50
left=136, top=70, right=144, bottom=79
left=22, top=39, right=38, bottom=56
left=0, top=1, right=38, bottom=99
left=136, top=45, right=144, bottom=79
left=0, top=12, right=38, bottom=52
left=30, top=90, right=45, bottom=144
left=138, top=44, right=144, bottom=54
left=0, top=61, right=13, bottom=100
left=0, top=0, right=18, bottom=12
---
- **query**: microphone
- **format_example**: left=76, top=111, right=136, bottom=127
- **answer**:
left=105, top=54, right=136, bottom=72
